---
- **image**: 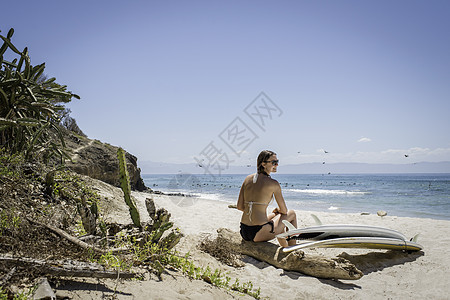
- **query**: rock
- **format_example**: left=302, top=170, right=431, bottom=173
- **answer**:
left=63, top=132, right=147, bottom=191
left=377, top=210, right=387, bottom=217
left=360, top=212, right=370, bottom=215
left=32, top=277, right=56, bottom=300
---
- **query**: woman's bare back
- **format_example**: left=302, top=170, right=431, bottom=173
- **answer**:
left=239, top=173, right=278, bottom=225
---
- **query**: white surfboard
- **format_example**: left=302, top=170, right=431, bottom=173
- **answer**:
left=282, top=237, right=423, bottom=253
left=277, top=220, right=407, bottom=241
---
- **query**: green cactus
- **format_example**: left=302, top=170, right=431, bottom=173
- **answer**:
left=77, top=202, right=97, bottom=235
left=159, top=230, right=183, bottom=251
left=117, top=147, right=141, bottom=228
left=151, top=222, right=173, bottom=244
left=145, top=197, right=156, bottom=220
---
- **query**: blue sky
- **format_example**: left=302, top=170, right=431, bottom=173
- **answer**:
left=2, top=1, right=450, bottom=171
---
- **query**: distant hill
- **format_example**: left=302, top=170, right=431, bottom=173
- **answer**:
left=139, top=161, right=450, bottom=174
left=280, top=161, right=450, bottom=174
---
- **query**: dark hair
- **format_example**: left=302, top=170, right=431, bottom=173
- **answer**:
left=257, top=150, right=276, bottom=174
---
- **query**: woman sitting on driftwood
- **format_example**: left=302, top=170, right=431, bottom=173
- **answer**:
left=237, top=150, right=297, bottom=247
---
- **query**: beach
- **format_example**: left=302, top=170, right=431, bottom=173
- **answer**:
left=57, top=179, right=450, bottom=299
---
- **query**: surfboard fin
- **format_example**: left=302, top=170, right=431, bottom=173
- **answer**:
left=282, top=220, right=297, bottom=231
left=410, top=233, right=420, bottom=242
left=311, top=214, right=322, bottom=225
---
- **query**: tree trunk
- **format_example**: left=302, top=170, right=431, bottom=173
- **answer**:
left=0, top=256, right=135, bottom=279
left=216, top=228, right=363, bottom=280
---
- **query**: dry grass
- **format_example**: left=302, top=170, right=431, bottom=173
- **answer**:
left=198, top=236, right=245, bottom=268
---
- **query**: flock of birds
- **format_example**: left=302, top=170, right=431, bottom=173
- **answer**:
left=197, top=149, right=411, bottom=169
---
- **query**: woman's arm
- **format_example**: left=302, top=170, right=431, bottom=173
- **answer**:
left=237, top=182, right=245, bottom=211
left=273, top=182, right=288, bottom=214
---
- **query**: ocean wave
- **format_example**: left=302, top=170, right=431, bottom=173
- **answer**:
left=286, top=188, right=368, bottom=195
left=192, top=192, right=231, bottom=202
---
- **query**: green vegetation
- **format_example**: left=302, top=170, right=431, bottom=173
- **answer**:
left=169, top=252, right=262, bottom=299
left=0, top=209, right=20, bottom=237
left=52, top=169, right=102, bottom=235
left=51, top=170, right=100, bottom=203
left=91, top=239, right=262, bottom=299
left=0, top=148, right=23, bottom=180
left=0, top=28, right=79, bottom=162
left=117, top=147, right=141, bottom=227
left=0, top=285, right=35, bottom=300
left=0, top=28, right=262, bottom=299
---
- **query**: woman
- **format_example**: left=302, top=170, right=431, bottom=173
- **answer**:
left=237, top=150, right=297, bottom=247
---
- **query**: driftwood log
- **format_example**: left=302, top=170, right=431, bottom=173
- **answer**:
left=0, top=256, right=136, bottom=279
left=216, top=228, right=363, bottom=280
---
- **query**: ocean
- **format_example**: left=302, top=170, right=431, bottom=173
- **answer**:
left=142, top=173, right=450, bottom=221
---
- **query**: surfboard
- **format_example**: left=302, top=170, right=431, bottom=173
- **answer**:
left=277, top=220, right=408, bottom=241
left=282, top=237, right=423, bottom=253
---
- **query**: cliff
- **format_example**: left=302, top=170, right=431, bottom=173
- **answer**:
left=63, top=132, right=147, bottom=191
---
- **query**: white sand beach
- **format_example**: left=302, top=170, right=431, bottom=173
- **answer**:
left=57, top=180, right=450, bottom=299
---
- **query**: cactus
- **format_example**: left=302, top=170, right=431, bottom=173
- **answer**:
left=159, top=229, right=183, bottom=251
left=151, top=222, right=173, bottom=244
left=77, top=202, right=97, bottom=235
left=43, top=165, right=66, bottom=197
left=141, top=202, right=183, bottom=250
left=152, top=259, right=165, bottom=278
left=44, top=169, right=57, bottom=197
left=145, top=197, right=156, bottom=220
left=117, top=147, right=141, bottom=228
left=76, top=193, right=98, bottom=235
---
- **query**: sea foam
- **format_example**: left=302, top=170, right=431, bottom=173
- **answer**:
left=286, top=188, right=368, bottom=196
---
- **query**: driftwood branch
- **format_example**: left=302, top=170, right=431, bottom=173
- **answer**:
left=0, top=256, right=135, bottom=279
left=0, top=266, right=16, bottom=287
left=26, top=217, right=128, bottom=254
left=216, top=228, right=363, bottom=280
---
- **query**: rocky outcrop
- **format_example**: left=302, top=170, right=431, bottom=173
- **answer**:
left=63, top=132, right=147, bottom=191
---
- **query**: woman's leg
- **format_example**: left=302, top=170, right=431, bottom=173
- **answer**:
left=279, top=210, right=297, bottom=246
left=253, top=210, right=297, bottom=247
left=252, top=216, right=280, bottom=244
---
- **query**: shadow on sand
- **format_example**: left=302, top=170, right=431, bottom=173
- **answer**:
left=337, top=250, right=424, bottom=276
left=55, top=278, right=133, bottom=297
left=241, top=249, right=424, bottom=290
left=278, top=267, right=362, bottom=290
left=318, top=250, right=424, bottom=290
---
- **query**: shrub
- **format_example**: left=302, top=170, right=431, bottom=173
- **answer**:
left=0, top=28, right=79, bottom=162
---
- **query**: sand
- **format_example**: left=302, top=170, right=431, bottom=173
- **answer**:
left=56, top=179, right=450, bottom=299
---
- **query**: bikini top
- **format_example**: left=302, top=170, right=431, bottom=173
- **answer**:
left=245, top=173, right=274, bottom=222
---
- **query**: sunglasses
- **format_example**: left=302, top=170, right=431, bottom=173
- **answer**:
left=265, top=160, right=279, bottom=165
